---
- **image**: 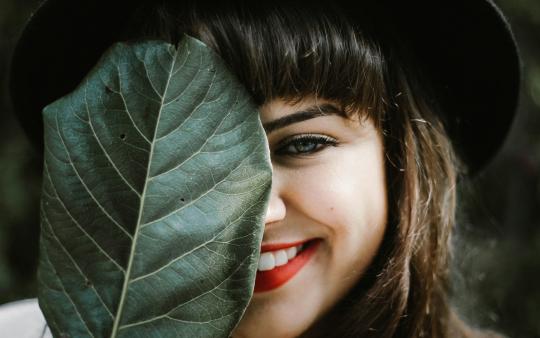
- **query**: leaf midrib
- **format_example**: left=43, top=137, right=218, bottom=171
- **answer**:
left=109, top=46, right=179, bottom=338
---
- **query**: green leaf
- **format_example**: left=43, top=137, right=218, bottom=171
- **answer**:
left=38, top=35, right=272, bottom=338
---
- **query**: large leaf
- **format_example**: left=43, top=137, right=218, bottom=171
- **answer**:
left=38, top=35, right=272, bottom=337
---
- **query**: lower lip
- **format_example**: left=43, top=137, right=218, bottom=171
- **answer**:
left=254, top=239, right=321, bottom=293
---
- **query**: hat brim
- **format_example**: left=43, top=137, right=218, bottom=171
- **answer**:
left=9, top=0, right=522, bottom=176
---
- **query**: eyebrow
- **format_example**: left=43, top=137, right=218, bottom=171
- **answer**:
left=262, top=103, right=348, bottom=134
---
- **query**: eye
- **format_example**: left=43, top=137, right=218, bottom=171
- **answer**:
left=274, top=134, right=338, bottom=157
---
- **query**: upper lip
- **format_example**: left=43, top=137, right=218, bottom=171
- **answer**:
left=260, top=238, right=315, bottom=253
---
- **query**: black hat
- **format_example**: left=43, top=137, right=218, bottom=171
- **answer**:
left=9, top=0, right=522, bottom=176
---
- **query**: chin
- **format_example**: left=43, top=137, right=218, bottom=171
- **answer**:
left=231, top=315, right=305, bottom=338
left=231, top=244, right=328, bottom=338
left=230, top=288, right=321, bottom=338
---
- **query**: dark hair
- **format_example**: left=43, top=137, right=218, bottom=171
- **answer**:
left=120, top=1, right=497, bottom=337
left=124, top=1, right=389, bottom=123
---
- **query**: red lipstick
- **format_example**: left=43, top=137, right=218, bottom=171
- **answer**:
left=260, top=239, right=308, bottom=253
left=254, top=238, right=321, bottom=293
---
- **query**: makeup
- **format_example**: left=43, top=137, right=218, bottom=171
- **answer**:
left=254, top=239, right=322, bottom=293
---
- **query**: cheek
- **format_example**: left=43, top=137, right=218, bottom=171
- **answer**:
left=290, top=151, right=387, bottom=236
left=286, top=146, right=388, bottom=269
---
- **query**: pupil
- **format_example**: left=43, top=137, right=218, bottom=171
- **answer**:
left=297, top=141, right=315, bottom=152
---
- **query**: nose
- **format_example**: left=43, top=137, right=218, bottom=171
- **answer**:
left=264, top=173, right=286, bottom=225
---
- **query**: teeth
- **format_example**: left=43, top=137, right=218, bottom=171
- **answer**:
left=286, top=246, right=297, bottom=259
left=258, top=252, right=275, bottom=271
left=258, top=244, right=304, bottom=272
left=274, top=250, right=288, bottom=266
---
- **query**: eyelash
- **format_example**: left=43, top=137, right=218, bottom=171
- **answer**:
left=274, top=134, right=338, bottom=157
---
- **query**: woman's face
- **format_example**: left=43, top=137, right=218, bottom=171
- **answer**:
left=231, top=97, right=388, bottom=338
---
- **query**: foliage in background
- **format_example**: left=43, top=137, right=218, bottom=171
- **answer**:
left=448, top=1, right=540, bottom=337
left=0, top=0, right=42, bottom=304
left=1, top=0, right=539, bottom=337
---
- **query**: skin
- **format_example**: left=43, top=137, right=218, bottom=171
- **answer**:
left=230, top=97, right=388, bottom=338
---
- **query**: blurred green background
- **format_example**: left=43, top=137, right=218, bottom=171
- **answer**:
left=0, top=1, right=539, bottom=337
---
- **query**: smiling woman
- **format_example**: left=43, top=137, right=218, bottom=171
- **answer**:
left=238, top=97, right=388, bottom=337
left=150, top=4, right=458, bottom=336
left=4, top=0, right=521, bottom=337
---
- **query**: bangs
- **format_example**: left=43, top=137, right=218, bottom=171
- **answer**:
left=128, top=1, right=390, bottom=127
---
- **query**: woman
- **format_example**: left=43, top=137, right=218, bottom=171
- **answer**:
left=3, top=0, right=521, bottom=337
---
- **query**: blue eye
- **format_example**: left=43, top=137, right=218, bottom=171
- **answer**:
left=275, top=134, right=338, bottom=156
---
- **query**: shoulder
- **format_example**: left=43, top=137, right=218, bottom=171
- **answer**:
left=0, top=298, right=52, bottom=338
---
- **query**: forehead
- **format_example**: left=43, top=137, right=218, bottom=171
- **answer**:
left=259, top=96, right=376, bottom=138
left=259, top=97, right=366, bottom=125
left=260, top=97, right=347, bottom=119
left=259, top=98, right=320, bottom=119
